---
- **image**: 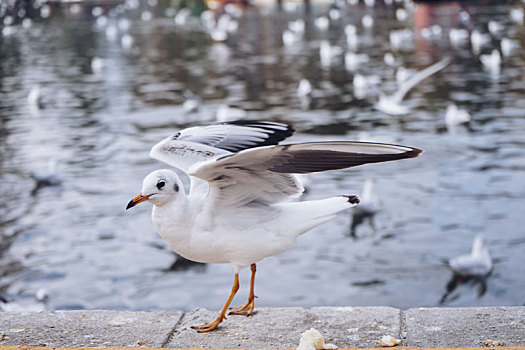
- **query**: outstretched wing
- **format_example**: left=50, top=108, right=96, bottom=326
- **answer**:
left=190, top=141, right=422, bottom=209
left=391, top=57, right=451, bottom=103
left=149, top=120, right=295, bottom=173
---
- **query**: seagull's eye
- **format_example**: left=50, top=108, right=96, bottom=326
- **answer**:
left=157, top=180, right=166, bottom=190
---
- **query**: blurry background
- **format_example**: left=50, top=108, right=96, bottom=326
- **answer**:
left=0, top=0, right=524, bottom=312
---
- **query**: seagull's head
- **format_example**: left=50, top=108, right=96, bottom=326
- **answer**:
left=126, top=169, right=184, bottom=209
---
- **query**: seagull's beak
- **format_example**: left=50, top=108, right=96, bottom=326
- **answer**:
left=126, top=193, right=152, bottom=210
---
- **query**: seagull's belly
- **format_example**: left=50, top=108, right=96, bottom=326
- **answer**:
left=168, top=226, right=296, bottom=267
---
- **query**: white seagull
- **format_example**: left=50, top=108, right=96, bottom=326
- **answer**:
left=440, top=235, right=493, bottom=304
left=445, top=103, right=471, bottom=132
left=447, top=235, right=492, bottom=278
left=126, top=120, right=422, bottom=332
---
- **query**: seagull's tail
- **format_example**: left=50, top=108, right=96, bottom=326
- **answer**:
left=275, top=195, right=360, bottom=237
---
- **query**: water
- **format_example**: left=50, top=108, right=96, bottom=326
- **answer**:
left=1, top=0, right=524, bottom=312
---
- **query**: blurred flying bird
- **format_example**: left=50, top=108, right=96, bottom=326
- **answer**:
left=375, top=57, right=450, bottom=116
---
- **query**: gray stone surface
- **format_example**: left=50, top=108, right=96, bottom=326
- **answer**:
left=167, top=306, right=401, bottom=349
left=0, top=310, right=183, bottom=348
left=1, top=306, right=525, bottom=348
left=405, top=306, right=525, bottom=348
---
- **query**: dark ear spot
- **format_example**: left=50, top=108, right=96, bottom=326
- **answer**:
left=174, top=183, right=179, bottom=192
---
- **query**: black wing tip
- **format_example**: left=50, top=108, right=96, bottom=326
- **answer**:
left=219, top=119, right=294, bottom=134
left=405, top=147, right=423, bottom=158
left=218, top=119, right=295, bottom=149
left=342, top=195, right=360, bottom=205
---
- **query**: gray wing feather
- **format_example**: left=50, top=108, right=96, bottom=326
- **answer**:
left=190, top=141, right=422, bottom=208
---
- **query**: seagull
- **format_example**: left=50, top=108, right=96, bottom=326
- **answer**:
left=362, top=14, right=374, bottom=29
left=30, top=158, right=62, bottom=195
left=297, top=79, right=313, bottom=109
left=215, top=104, right=247, bottom=122
left=447, top=235, right=492, bottom=277
left=445, top=104, right=471, bottom=133
left=448, top=28, right=469, bottom=46
left=182, top=91, right=200, bottom=114
left=375, top=57, right=450, bottom=116
left=126, top=120, right=422, bottom=332
left=510, top=7, right=524, bottom=25
left=480, top=50, right=501, bottom=76
left=500, top=37, right=520, bottom=57
left=27, top=85, right=44, bottom=111
left=440, top=235, right=493, bottom=304
left=90, top=56, right=105, bottom=74
left=344, top=52, right=369, bottom=72
left=345, top=26, right=358, bottom=51
left=350, top=179, right=379, bottom=238
left=470, top=30, right=490, bottom=55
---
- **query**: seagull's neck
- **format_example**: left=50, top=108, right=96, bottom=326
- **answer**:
left=151, top=196, right=190, bottom=244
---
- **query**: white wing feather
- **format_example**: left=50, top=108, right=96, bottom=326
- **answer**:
left=149, top=121, right=295, bottom=194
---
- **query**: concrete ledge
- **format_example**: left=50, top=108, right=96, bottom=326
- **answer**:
left=168, top=307, right=399, bottom=349
left=0, top=310, right=183, bottom=348
left=0, top=306, right=524, bottom=349
left=405, top=307, right=525, bottom=348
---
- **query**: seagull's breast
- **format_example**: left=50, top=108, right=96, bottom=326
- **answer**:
left=150, top=199, right=295, bottom=267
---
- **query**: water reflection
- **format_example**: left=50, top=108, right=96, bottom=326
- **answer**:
left=0, top=0, right=524, bottom=311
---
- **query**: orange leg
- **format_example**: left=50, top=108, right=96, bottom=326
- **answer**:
left=191, top=273, right=240, bottom=333
left=229, top=263, right=257, bottom=316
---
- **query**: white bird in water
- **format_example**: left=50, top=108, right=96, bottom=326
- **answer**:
left=448, top=28, right=469, bottom=46
left=27, top=85, right=44, bottom=111
left=345, top=24, right=359, bottom=50
left=510, top=7, right=524, bottom=25
left=470, top=30, right=490, bottom=55
left=182, top=92, right=200, bottom=114
left=487, top=20, right=504, bottom=36
left=344, top=52, right=369, bottom=72
left=297, top=79, right=313, bottom=109
left=375, top=57, right=451, bottom=116
left=90, top=56, right=105, bottom=74
left=448, top=235, right=492, bottom=277
left=314, top=16, right=329, bottom=31
left=319, top=40, right=342, bottom=68
left=480, top=50, right=501, bottom=77
left=441, top=235, right=492, bottom=304
left=445, top=104, right=471, bottom=132
left=297, top=79, right=312, bottom=99
left=350, top=179, right=380, bottom=238
left=215, top=104, right=247, bottom=122
left=353, top=74, right=380, bottom=99
left=500, top=37, right=520, bottom=57
left=126, top=120, right=422, bottom=332
left=383, top=52, right=397, bottom=67
left=361, top=14, right=374, bottom=29
left=30, top=158, right=62, bottom=195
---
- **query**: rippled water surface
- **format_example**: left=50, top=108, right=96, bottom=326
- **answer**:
left=1, top=0, right=524, bottom=312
